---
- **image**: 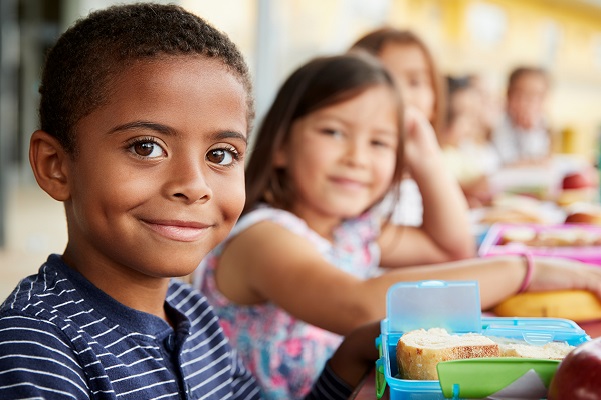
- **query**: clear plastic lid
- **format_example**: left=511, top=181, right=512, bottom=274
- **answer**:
left=384, top=280, right=481, bottom=334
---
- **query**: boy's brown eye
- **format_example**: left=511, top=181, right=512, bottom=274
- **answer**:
left=207, top=149, right=226, bottom=164
left=127, top=140, right=164, bottom=158
left=206, top=148, right=237, bottom=166
left=135, top=142, right=155, bottom=157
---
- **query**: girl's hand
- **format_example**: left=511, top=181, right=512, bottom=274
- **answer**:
left=402, top=106, right=442, bottom=175
left=528, top=257, right=601, bottom=298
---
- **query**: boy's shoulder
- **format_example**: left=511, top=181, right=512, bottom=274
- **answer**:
left=0, top=255, right=80, bottom=341
left=1, top=255, right=68, bottom=318
left=0, top=255, right=211, bottom=332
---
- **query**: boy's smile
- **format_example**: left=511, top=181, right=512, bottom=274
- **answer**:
left=141, top=218, right=214, bottom=242
left=57, top=57, right=248, bottom=312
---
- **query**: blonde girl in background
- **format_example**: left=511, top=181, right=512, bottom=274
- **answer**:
left=196, top=52, right=601, bottom=399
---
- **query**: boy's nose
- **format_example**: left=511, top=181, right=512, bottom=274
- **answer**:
left=166, top=158, right=213, bottom=204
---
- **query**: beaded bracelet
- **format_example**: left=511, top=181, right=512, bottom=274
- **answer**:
left=518, top=252, right=535, bottom=294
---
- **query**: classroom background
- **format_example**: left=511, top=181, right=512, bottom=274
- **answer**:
left=1, top=0, right=601, bottom=300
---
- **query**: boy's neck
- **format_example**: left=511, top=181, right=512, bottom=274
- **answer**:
left=61, top=249, right=171, bottom=322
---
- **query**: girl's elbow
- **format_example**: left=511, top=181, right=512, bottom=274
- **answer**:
left=454, top=245, right=477, bottom=260
left=443, top=239, right=477, bottom=261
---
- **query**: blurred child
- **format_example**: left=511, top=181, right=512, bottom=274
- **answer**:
left=349, top=27, right=470, bottom=229
left=441, top=75, right=500, bottom=207
left=0, top=4, right=379, bottom=399
left=492, top=66, right=552, bottom=166
left=197, top=52, right=601, bottom=399
left=350, top=28, right=445, bottom=135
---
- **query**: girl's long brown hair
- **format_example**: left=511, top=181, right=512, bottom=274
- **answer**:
left=243, top=52, right=405, bottom=216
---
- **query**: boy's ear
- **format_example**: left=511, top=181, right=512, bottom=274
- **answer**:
left=29, top=130, right=71, bottom=201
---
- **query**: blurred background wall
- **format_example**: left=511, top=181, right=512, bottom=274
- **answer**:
left=1, top=0, right=600, bottom=293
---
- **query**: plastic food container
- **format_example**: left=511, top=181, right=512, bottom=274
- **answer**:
left=478, top=222, right=601, bottom=266
left=375, top=280, right=590, bottom=399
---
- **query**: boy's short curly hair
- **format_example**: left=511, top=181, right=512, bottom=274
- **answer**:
left=39, top=2, right=254, bottom=156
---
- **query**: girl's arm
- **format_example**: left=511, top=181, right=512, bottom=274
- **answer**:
left=379, top=107, right=475, bottom=268
left=216, top=220, right=601, bottom=336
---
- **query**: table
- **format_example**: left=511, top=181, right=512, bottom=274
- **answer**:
left=349, top=319, right=601, bottom=399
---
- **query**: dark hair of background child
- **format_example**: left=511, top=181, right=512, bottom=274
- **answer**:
left=507, top=66, right=550, bottom=95
left=38, top=2, right=254, bottom=157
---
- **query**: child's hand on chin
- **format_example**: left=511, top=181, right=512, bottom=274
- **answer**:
left=402, top=105, right=443, bottom=175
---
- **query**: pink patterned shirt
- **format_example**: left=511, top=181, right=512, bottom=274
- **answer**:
left=196, top=204, right=381, bottom=400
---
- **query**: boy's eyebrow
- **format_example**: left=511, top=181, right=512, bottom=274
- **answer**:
left=215, top=130, right=248, bottom=144
left=108, top=121, right=247, bottom=143
left=109, top=121, right=176, bottom=135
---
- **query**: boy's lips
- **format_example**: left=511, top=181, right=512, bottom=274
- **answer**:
left=141, top=219, right=212, bottom=242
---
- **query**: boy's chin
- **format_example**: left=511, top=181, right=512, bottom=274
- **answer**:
left=164, top=262, right=201, bottom=278
left=144, top=254, right=205, bottom=279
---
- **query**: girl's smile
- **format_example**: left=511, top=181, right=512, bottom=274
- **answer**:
left=329, top=176, right=370, bottom=191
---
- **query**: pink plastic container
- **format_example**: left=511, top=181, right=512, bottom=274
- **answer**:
left=478, top=223, right=601, bottom=266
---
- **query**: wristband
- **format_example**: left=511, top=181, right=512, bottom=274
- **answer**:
left=518, top=252, right=535, bottom=294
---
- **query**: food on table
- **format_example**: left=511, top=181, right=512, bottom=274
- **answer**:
left=479, top=208, right=546, bottom=225
left=565, top=210, right=601, bottom=225
left=489, top=336, right=575, bottom=359
left=493, top=290, right=601, bottom=322
left=498, top=226, right=601, bottom=247
left=396, top=328, right=498, bottom=380
left=557, top=170, right=598, bottom=206
left=478, top=194, right=549, bottom=225
left=395, top=328, right=575, bottom=380
left=556, top=188, right=597, bottom=207
left=561, top=171, right=594, bottom=190
left=548, top=336, right=601, bottom=400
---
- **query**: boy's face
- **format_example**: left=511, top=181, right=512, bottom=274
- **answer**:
left=61, top=57, right=248, bottom=281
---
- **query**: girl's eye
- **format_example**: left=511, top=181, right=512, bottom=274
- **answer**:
left=372, top=140, right=389, bottom=148
left=322, top=128, right=344, bottom=138
left=128, top=139, right=165, bottom=158
left=206, top=147, right=239, bottom=166
left=372, top=139, right=397, bottom=149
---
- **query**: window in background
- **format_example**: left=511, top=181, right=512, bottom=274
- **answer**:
left=467, top=1, right=507, bottom=47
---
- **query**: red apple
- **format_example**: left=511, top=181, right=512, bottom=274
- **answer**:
left=565, top=211, right=601, bottom=225
left=562, top=171, right=593, bottom=190
left=548, top=337, right=601, bottom=400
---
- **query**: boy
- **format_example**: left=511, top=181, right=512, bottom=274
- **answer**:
left=0, top=3, right=377, bottom=399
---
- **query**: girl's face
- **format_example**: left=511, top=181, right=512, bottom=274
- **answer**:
left=377, top=43, right=435, bottom=123
left=275, top=85, right=399, bottom=236
left=61, top=57, right=248, bottom=284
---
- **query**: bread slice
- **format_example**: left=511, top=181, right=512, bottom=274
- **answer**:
left=495, top=339, right=574, bottom=360
left=396, top=328, right=499, bottom=380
